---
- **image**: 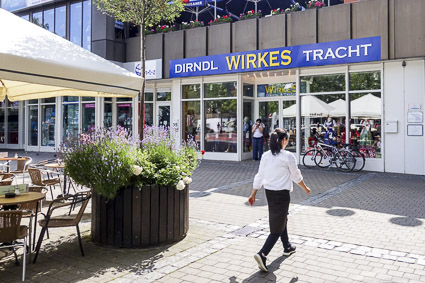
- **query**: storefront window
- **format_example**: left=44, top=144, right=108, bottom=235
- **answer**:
left=301, top=94, right=346, bottom=153
left=28, top=105, right=38, bottom=146
left=82, top=0, right=91, bottom=50
left=282, top=100, right=296, bottom=152
left=145, top=103, right=154, bottom=126
left=182, top=84, right=200, bottom=99
left=243, top=84, right=254, bottom=97
left=0, top=108, right=4, bottom=144
left=182, top=101, right=200, bottom=147
left=41, top=105, right=55, bottom=147
left=63, top=103, right=79, bottom=139
left=70, top=2, right=82, bottom=46
left=7, top=104, right=19, bottom=144
left=32, top=11, right=42, bottom=27
left=350, top=71, right=381, bottom=91
left=43, top=8, right=54, bottom=32
left=158, top=106, right=170, bottom=127
left=301, top=74, right=345, bottom=93
left=104, top=102, right=112, bottom=128
left=145, top=92, right=153, bottom=101
left=55, top=6, right=66, bottom=38
left=243, top=101, right=254, bottom=153
left=257, top=83, right=296, bottom=97
left=350, top=92, right=381, bottom=158
left=259, top=101, right=279, bottom=151
left=21, top=15, right=29, bottom=21
left=204, top=99, right=237, bottom=153
left=117, top=103, right=132, bottom=132
left=204, top=82, right=237, bottom=98
left=157, top=91, right=171, bottom=101
left=82, top=103, right=95, bottom=132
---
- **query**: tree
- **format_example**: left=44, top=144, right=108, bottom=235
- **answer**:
left=94, top=0, right=184, bottom=141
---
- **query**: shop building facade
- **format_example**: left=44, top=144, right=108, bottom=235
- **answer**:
left=1, top=0, right=425, bottom=175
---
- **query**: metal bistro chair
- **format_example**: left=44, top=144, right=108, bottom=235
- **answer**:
left=10, top=157, right=32, bottom=184
left=0, top=173, right=16, bottom=186
left=33, top=192, right=91, bottom=264
left=0, top=211, right=28, bottom=281
left=28, top=168, right=62, bottom=201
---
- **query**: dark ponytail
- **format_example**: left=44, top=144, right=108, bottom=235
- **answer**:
left=270, top=128, right=289, bottom=156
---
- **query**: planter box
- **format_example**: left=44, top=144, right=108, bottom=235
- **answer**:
left=91, top=185, right=189, bottom=248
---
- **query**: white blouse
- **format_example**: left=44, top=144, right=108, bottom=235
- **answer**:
left=253, top=149, right=303, bottom=192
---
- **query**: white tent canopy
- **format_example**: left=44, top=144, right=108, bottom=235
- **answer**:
left=283, top=95, right=334, bottom=118
left=0, top=8, right=142, bottom=102
left=328, top=99, right=346, bottom=117
left=351, top=93, right=381, bottom=118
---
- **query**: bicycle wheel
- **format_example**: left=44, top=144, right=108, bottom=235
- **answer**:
left=302, top=149, right=319, bottom=168
left=351, top=150, right=366, bottom=172
left=315, top=148, right=332, bottom=168
left=336, top=150, right=356, bottom=172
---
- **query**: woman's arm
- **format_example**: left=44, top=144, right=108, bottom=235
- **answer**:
left=296, top=180, right=311, bottom=195
left=248, top=189, right=258, bottom=206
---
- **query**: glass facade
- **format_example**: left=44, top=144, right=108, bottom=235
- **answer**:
left=182, top=101, right=201, bottom=147
left=63, top=103, right=79, bottom=139
left=41, top=104, right=56, bottom=147
left=82, top=0, right=91, bottom=50
left=70, top=2, right=82, bottom=46
left=28, top=105, right=38, bottom=146
left=43, top=8, right=54, bottom=32
left=55, top=6, right=66, bottom=38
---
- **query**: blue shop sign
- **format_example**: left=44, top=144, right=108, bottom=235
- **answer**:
left=170, top=37, right=381, bottom=78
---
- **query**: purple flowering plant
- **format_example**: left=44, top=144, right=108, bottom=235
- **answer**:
left=59, top=126, right=199, bottom=199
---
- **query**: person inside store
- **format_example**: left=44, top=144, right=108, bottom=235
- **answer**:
left=248, top=128, right=311, bottom=272
left=252, top=118, right=264, bottom=160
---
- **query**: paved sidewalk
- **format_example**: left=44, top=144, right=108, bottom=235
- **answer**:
left=1, top=160, right=425, bottom=282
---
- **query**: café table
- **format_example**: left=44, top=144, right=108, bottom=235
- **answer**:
left=44, top=163, right=69, bottom=197
left=0, top=191, right=46, bottom=262
left=0, top=157, right=26, bottom=172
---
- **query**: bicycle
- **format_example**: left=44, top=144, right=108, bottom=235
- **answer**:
left=341, top=143, right=366, bottom=172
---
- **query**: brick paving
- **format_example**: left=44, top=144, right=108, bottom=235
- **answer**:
left=1, top=159, right=425, bottom=282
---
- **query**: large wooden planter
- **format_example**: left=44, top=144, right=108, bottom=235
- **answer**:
left=91, top=185, right=189, bottom=248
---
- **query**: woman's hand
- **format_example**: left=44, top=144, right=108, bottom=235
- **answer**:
left=304, top=186, right=311, bottom=195
left=248, top=189, right=258, bottom=206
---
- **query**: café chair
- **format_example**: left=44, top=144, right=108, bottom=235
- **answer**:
left=28, top=168, right=62, bottom=201
left=0, top=211, right=28, bottom=281
left=33, top=192, right=91, bottom=264
left=0, top=173, right=16, bottom=186
left=10, top=157, right=32, bottom=184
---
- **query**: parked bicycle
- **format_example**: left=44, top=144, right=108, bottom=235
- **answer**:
left=341, top=143, right=366, bottom=172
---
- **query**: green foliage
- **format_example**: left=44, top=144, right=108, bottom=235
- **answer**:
left=181, top=20, right=204, bottom=30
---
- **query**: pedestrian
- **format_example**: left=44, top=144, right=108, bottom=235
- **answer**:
left=248, top=128, right=311, bottom=272
left=252, top=118, right=264, bottom=161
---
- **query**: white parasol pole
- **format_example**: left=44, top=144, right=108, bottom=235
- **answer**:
left=214, top=0, right=217, bottom=19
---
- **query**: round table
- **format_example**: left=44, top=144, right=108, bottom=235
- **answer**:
left=0, top=192, right=45, bottom=206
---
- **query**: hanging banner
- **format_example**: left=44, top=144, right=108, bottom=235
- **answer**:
left=183, top=0, right=206, bottom=7
left=170, top=37, right=381, bottom=78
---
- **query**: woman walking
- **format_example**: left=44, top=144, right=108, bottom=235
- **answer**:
left=248, top=128, right=311, bottom=272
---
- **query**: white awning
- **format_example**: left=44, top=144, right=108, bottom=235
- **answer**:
left=0, top=8, right=142, bottom=102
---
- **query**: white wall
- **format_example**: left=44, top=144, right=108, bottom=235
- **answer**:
left=384, top=60, right=425, bottom=175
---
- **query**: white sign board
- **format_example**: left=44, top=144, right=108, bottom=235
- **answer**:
left=407, top=111, right=423, bottom=123
left=407, top=125, right=423, bottom=136
left=123, top=60, right=162, bottom=80
left=384, top=121, right=398, bottom=133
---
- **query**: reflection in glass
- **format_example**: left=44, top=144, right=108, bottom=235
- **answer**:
left=43, top=9, right=54, bottom=32
left=28, top=99, right=38, bottom=104
left=301, top=94, right=346, bottom=153
left=117, top=103, right=132, bottom=132
left=63, top=104, right=79, bottom=139
left=28, top=105, right=38, bottom=146
left=350, top=92, right=381, bottom=158
left=257, top=83, right=296, bottom=97
left=158, top=106, right=170, bottom=127
left=42, top=98, right=56, bottom=103
left=55, top=6, right=66, bottom=38
left=104, top=102, right=112, bottom=127
left=301, top=74, right=345, bottom=93
left=157, top=92, right=171, bottom=101
left=259, top=101, right=279, bottom=151
left=350, top=71, right=381, bottom=91
left=82, top=0, right=91, bottom=50
left=70, top=2, right=82, bottom=46
left=182, top=85, right=200, bottom=99
left=145, top=92, right=153, bottom=101
left=243, top=101, right=254, bottom=153
left=21, top=15, right=29, bottom=21
left=282, top=100, right=296, bottom=152
left=82, top=97, right=95, bottom=102
left=7, top=106, right=19, bottom=144
left=0, top=109, right=4, bottom=144
left=82, top=103, right=95, bottom=132
left=41, top=105, right=55, bottom=147
left=204, top=100, right=237, bottom=153
left=243, top=84, right=254, bottom=97
left=32, top=11, right=42, bottom=27
left=182, top=101, right=200, bottom=147
left=204, top=82, right=237, bottom=98
left=145, top=103, right=153, bottom=126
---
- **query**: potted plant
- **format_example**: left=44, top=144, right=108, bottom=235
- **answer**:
left=156, top=24, right=177, bottom=33
left=182, top=20, right=204, bottom=29
left=240, top=9, right=262, bottom=20
left=285, top=2, right=302, bottom=13
left=306, top=0, right=326, bottom=9
left=60, top=126, right=199, bottom=248
left=209, top=15, right=233, bottom=25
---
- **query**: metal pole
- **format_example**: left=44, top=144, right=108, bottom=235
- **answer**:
left=255, top=1, right=257, bottom=13
left=214, top=0, right=217, bottom=19
left=196, top=6, right=199, bottom=21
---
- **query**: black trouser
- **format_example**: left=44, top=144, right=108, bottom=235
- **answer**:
left=259, top=189, right=291, bottom=256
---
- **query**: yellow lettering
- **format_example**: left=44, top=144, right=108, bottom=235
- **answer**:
left=258, top=52, right=269, bottom=68
left=292, top=83, right=296, bottom=93
left=265, top=85, right=273, bottom=94
left=277, top=87, right=282, bottom=93
left=281, top=50, right=292, bottom=66
left=226, top=55, right=241, bottom=71
left=241, top=55, right=245, bottom=69
left=269, top=51, right=280, bottom=67
left=246, top=54, right=257, bottom=69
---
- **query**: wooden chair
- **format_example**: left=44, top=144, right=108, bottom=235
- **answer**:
left=0, top=173, right=15, bottom=186
left=10, top=157, right=32, bottom=184
left=28, top=168, right=61, bottom=200
left=33, top=192, right=91, bottom=264
left=0, top=211, right=28, bottom=281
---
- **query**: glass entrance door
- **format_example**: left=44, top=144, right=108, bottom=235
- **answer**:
left=282, top=100, right=296, bottom=152
left=259, top=101, right=279, bottom=151
left=157, top=103, right=171, bottom=128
